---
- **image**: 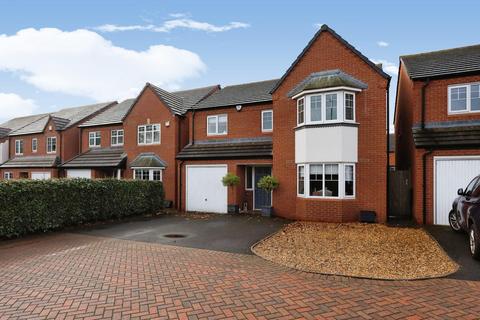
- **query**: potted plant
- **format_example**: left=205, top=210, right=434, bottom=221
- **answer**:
left=257, top=175, right=279, bottom=217
left=222, top=172, right=240, bottom=214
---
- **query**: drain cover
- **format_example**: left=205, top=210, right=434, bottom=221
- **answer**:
left=163, top=234, right=187, bottom=238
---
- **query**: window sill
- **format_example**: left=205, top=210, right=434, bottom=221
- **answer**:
left=207, top=133, right=228, bottom=137
left=138, top=143, right=161, bottom=146
left=297, top=195, right=356, bottom=200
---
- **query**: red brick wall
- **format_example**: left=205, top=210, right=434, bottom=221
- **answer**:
left=80, top=125, right=124, bottom=152
left=0, top=168, right=59, bottom=180
left=122, top=86, right=181, bottom=204
left=272, top=30, right=389, bottom=222
left=190, top=102, right=273, bottom=142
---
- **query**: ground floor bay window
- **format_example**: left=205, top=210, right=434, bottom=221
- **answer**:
left=133, top=168, right=163, bottom=181
left=297, top=163, right=355, bottom=198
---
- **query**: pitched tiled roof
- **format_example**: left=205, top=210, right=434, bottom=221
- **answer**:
left=0, top=114, right=48, bottom=138
left=177, top=137, right=272, bottom=160
left=79, top=99, right=135, bottom=127
left=8, top=102, right=114, bottom=136
left=148, top=83, right=188, bottom=115
left=271, top=24, right=390, bottom=94
left=61, top=147, right=126, bottom=168
left=0, top=155, right=59, bottom=168
left=173, top=85, right=219, bottom=109
left=194, top=79, right=278, bottom=110
left=129, top=153, right=167, bottom=168
left=288, top=70, right=368, bottom=97
left=401, top=44, right=480, bottom=79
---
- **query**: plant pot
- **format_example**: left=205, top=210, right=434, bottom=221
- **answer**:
left=261, top=207, right=273, bottom=217
left=228, top=204, right=239, bottom=214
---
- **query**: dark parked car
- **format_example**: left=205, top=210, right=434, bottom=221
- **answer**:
left=449, top=175, right=480, bottom=260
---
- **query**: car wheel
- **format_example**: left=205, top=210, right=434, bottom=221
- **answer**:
left=449, top=210, right=462, bottom=232
left=469, top=223, right=480, bottom=260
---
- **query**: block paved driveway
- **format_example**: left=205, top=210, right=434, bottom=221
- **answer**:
left=1, top=220, right=480, bottom=319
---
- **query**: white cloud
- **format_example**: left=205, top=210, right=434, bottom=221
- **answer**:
left=95, top=17, right=250, bottom=33
left=377, top=41, right=389, bottom=47
left=372, top=59, right=398, bottom=75
left=0, top=28, right=206, bottom=101
left=0, top=93, right=38, bottom=122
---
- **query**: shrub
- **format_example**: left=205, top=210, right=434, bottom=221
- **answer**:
left=0, top=179, right=164, bottom=238
left=257, top=175, right=279, bottom=192
left=221, top=173, right=240, bottom=187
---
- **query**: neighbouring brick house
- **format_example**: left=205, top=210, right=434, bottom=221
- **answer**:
left=0, top=25, right=391, bottom=222
left=395, top=44, right=480, bottom=225
left=0, top=102, right=115, bottom=179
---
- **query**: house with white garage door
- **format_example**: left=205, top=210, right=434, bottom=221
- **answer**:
left=0, top=102, right=115, bottom=180
left=395, top=44, right=480, bottom=225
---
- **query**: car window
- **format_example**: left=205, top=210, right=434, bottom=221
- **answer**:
left=471, top=177, right=480, bottom=197
left=465, top=177, right=479, bottom=195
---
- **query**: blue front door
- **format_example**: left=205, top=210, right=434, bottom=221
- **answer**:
left=254, top=166, right=272, bottom=209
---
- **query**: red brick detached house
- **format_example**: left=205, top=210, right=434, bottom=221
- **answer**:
left=0, top=25, right=392, bottom=222
left=395, top=45, right=480, bottom=225
left=0, top=102, right=114, bottom=180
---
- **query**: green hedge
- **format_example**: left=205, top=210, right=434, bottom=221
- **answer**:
left=0, top=179, right=164, bottom=238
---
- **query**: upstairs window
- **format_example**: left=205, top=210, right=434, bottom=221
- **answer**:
left=32, top=138, right=38, bottom=153
left=297, top=91, right=355, bottom=126
left=310, top=95, right=322, bottom=122
left=297, top=98, right=305, bottom=125
left=261, top=110, right=273, bottom=132
left=207, top=115, right=227, bottom=135
left=89, top=132, right=101, bottom=147
left=47, top=137, right=56, bottom=153
left=15, top=140, right=23, bottom=155
left=111, top=129, right=124, bottom=146
left=344, top=93, right=355, bottom=121
left=325, top=93, right=338, bottom=121
left=138, top=124, right=160, bottom=145
left=449, top=83, right=480, bottom=113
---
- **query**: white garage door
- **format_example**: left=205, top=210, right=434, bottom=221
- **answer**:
left=435, top=156, right=480, bottom=225
left=67, top=169, right=92, bottom=179
left=31, top=172, right=51, bottom=180
left=186, top=165, right=227, bottom=213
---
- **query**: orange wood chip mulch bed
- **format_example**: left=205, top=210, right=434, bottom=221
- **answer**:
left=252, top=222, right=459, bottom=280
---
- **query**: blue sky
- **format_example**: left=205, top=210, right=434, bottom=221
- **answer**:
left=0, top=0, right=479, bottom=126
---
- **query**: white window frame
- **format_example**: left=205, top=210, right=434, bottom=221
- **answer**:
left=137, top=124, right=161, bottom=145
left=344, top=92, right=356, bottom=122
left=245, top=166, right=254, bottom=190
left=32, top=138, right=38, bottom=153
left=46, top=136, right=56, bottom=154
left=448, top=83, right=480, bottom=114
left=261, top=110, right=273, bottom=132
left=207, top=115, right=228, bottom=136
left=15, top=140, right=23, bottom=155
left=111, top=129, right=124, bottom=146
left=89, top=131, right=101, bottom=148
left=297, top=163, right=356, bottom=199
left=297, top=98, right=305, bottom=125
left=297, top=165, right=305, bottom=196
left=297, top=91, right=356, bottom=126
left=4, top=172, right=13, bottom=180
left=132, top=168, right=163, bottom=181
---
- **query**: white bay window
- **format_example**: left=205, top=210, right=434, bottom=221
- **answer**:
left=297, top=163, right=355, bottom=199
left=133, top=168, right=162, bottom=181
left=297, top=90, right=356, bottom=125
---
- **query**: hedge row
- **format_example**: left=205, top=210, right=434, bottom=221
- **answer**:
left=0, top=179, right=164, bottom=238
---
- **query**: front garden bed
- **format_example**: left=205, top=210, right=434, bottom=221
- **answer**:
left=252, top=222, right=458, bottom=280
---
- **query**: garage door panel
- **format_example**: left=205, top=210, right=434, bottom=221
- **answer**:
left=31, top=172, right=51, bottom=180
left=67, top=169, right=92, bottom=179
left=435, top=157, right=480, bottom=225
left=186, top=165, right=227, bottom=214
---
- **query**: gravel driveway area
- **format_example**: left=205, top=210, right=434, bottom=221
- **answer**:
left=253, top=222, right=458, bottom=280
